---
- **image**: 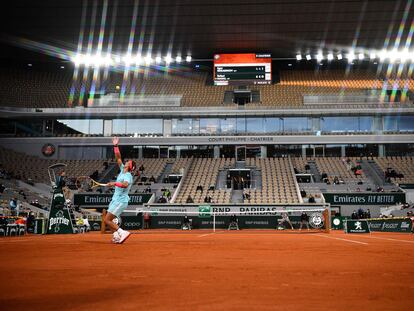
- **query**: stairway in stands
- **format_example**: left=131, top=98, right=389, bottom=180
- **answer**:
left=231, top=189, right=244, bottom=203
left=159, top=162, right=174, bottom=183
left=360, top=159, right=385, bottom=186
left=308, top=161, right=322, bottom=182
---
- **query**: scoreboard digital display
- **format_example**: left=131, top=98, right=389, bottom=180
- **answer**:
left=214, top=53, right=272, bottom=86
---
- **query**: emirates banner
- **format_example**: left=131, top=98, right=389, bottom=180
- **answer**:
left=323, top=193, right=406, bottom=205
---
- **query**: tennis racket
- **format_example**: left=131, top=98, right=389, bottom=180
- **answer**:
left=75, top=176, right=108, bottom=191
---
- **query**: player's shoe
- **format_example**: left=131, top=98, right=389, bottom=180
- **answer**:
left=118, top=230, right=131, bottom=244
left=112, top=232, right=121, bottom=244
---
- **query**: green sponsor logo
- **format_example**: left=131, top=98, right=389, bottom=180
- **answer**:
left=346, top=220, right=370, bottom=233
left=47, top=189, right=74, bottom=234
left=199, top=205, right=211, bottom=218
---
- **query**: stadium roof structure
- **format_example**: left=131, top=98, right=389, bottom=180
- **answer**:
left=1, top=0, right=414, bottom=62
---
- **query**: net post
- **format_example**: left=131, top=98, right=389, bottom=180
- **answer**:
left=323, top=208, right=330, bottom=234
left=213, top=211, right=216, bottom=232
left=101, top=209, right=107, bottom=234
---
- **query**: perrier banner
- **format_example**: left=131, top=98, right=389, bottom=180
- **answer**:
left=47, top=188, right=74, bottom=234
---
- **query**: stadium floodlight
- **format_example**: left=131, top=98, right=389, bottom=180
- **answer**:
left=296, top=54, right=302, bottom=61
left=144, top=54, right=153, bottom=65
left=83, top=54, right=93, bottom=66
left=165, top=54, right=172, bottom=64
left=114, top=55, right=122, bottom=64
left=327, top=53, right=334, bottom=61
left=346, top=51, right=355, bottom=62
left=400, top=49, right=410, bottom=63
left=176, top=55, right=182, bottom=63
left=316, top=52, right=323, bottom=62
left=122, top=54, right=134, bottom=66
left=102, top=54, right=113, bottom=67
left=305, top=54, right=311, bottom=60
left=134, top=54, right=142, bottom=65
left=388, top=49, right=399, bottom=63
left=358, top=53, right=365, bottom=60
left=155, top=56, right=162, bottom=64
left=71, top=54, right=83, bottom=66
left=337, top=53, right=343, bottom=60
left=378, top=49, right=387, bottom=62
left=369, top=52, right=376, bottom=60
left=186, top=55, right=192, bottom=62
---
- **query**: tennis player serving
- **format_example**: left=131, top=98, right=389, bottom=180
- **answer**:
left=104, top=136, right=136, bottom=244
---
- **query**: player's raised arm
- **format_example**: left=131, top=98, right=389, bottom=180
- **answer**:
left=107, top=180, right=129, bottom=188
left=112, top=136, right=122, bottom=167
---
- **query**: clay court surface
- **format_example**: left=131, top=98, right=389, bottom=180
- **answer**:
left=0, top=230, right=413, bottom=311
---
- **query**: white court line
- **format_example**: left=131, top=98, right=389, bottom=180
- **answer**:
left=315, top=234, right=368, bottom=245
left=198, top=232, right=216, bottom=238
left=354, top=235, right=414, bottom=244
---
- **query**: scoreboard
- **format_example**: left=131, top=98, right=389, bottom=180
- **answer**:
left=214, top=53, right=272, bottom=86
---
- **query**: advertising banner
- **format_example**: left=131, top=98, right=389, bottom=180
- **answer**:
left=345, top=220, right=370, bottom=233
left=368, top=218, right=412, bottom=232
left=323, top=193, right=405, bottom=205
left=47, top=189, right=74, bottom=234
left=74, top=193, right=152, bottom=206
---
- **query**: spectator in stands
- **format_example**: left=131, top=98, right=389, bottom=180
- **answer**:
left=351, top=210, right=358, bottom=219
left=90, top=170, right=99, bottom=180
left=300, top=189, right=307, bottom=198
left=103, top=161, right=109, bottom=170
left=308, top=195, right=316, bottom=203
left=358, top=208, right=365, bottom=219
left=9, top=198, right=17, bottom=215
left=196, top=185, right=203, bottom=192
left=157, top=196, right=167, bottom=203
left=366, top=209, right=371, bottom=219
left=0, top=183, right=5, bottom=194
left=243, top=193, right=251, bottom=200
left=204, top=195, right=212, bottom=203
left=149, top=175, right=156, bottom=183
left=186, top=195, right=194, bottom=203
left=139, top=164, right=145, bottom=173
left=145, top=186, right=152, bottom=193
left=163, top=189, right=171, bottom=199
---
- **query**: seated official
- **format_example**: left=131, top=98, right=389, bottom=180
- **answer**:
left=228, top=214, right=239, bottom=230
left=182, top=215, right=191, bottom=230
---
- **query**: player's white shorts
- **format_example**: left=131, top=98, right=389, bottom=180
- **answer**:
left=108, top=200, right=128, bottom=217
